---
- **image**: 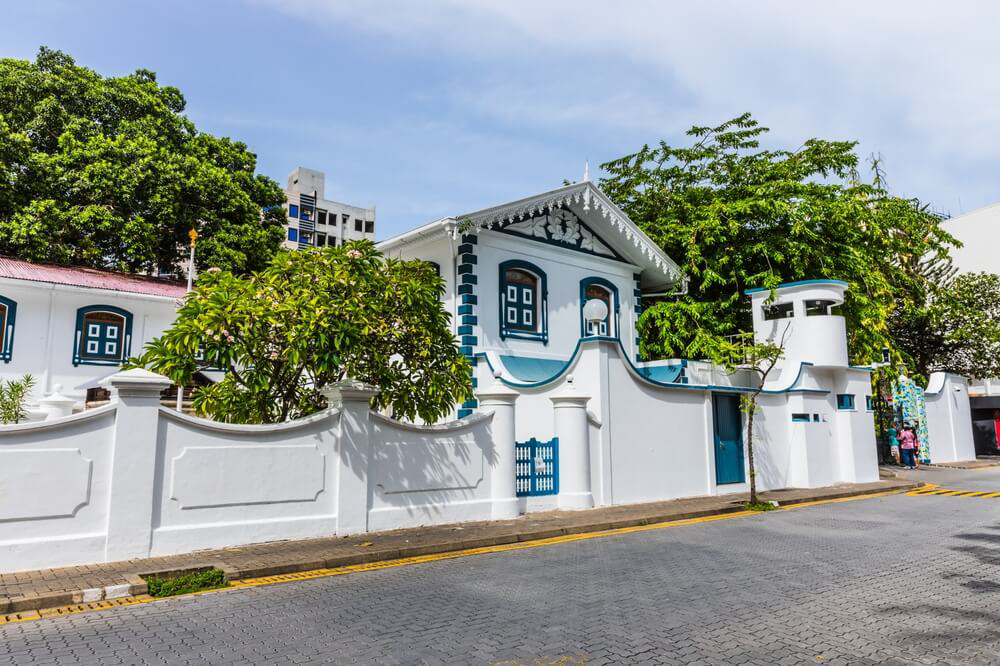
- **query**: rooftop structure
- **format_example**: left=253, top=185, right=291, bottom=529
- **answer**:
left=282, top=167, right=375, bottom=250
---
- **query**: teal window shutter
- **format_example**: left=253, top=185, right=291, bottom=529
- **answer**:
left=73, top=305, right=133, bottom=367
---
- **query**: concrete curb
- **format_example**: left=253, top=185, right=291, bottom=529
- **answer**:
left=1, top=480, right=919, bottom=615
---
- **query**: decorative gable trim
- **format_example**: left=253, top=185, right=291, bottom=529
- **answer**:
left=496, top=207, right=625, bottom=262
left=456, top=182, right=682, bottom=284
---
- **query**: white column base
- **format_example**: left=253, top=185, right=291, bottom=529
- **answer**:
left=558, top=492, right=594, bottom=510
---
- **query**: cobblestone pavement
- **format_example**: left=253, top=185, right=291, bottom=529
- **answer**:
left=4, top=477, right=1000, bottom=665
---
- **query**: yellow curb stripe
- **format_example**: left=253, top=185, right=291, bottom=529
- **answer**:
left=0, top=488, right=908, bottom=626
left=905, top=485, right=1000, bottom=498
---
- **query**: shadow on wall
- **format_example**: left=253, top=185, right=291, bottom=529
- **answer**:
left=366, top=414, right=499, bottom=522
left=751, top=400, right=783, bottom=492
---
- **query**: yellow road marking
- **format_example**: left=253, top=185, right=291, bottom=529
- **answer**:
left=906, top=484, right=1000, bottom=498
left=0, top=487, right=910, bottom=627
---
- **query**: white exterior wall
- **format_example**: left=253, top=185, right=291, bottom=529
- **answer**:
left=0, top=279, right=179, bottom=404
left=368, top=412, right=497, bottom=530
left=924, top=373, right=976, bottom=463
left=0, top=407, right=116, bottom=570
left=474, top=230, right=639, bottom=362
left=151, top=408, right=341, bottom=556
left=476, top=340, right=880, bottom=510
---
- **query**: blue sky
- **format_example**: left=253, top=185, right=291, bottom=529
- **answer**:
left=4, top=1, right=1000, bottom=239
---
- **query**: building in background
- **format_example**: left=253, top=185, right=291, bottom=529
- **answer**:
left=282, top=167, right=375, bottom=250
left=944, top=204, right=1000, bottom=452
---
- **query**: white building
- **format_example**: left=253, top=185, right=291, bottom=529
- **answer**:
left=0, top=257, right=184, bottom=407
left=379, top=180, right=887, bottom=507
left=282, top=167, right=375, bottom=250
left=943, top=204, right=1000, bottom=451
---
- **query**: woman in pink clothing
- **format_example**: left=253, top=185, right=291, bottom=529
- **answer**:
left=899, top=423, right=918, bottom=469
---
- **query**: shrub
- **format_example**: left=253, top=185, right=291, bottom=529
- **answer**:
left=0, top=374, right=35, bottom=424
left=145, top=568, right=228, bottom=597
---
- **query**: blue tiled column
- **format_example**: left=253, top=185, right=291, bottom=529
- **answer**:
left=457, top=234, right=479, bottom=419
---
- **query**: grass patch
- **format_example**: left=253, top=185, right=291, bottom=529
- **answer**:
left=145, top=568, right=228, bottom=597
left=743, top=500, right=779, bottom=512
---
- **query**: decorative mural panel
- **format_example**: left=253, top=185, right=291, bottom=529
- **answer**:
left=499, top=208, right=622, bottom=261
left=892, top=375, right=930, bottom=463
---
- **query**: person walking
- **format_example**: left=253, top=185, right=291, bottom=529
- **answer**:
left=887, top=421, right=900, bottom=465
left=899, top=423, right=918, bottom=469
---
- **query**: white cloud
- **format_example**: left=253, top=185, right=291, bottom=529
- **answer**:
left=250, top=0, right=1000, bottom=213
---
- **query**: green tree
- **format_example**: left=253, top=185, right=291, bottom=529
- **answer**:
left=600, top=114, right=956, bottom=366
left=0, top=47, right=286, bottom=275
left=890, top=272, right=1000, bottom=382
left=129, top=242, right=473, bottom=424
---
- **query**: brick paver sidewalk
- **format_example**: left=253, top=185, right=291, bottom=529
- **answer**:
left=1, top=479, right=915, bottom=613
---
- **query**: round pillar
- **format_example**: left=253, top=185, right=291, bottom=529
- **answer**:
left=478, top=376, right=520, bottom=520
left=551, top=377, right=593, bottom=510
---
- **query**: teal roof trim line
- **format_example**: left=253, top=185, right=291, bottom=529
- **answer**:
left=635, top=364, right=684, bottom=384
left=477, top=338, right=829, bottom=396
left=497, top=355, right=569, bottom=383
left=745, top=279, right=850, bottom=295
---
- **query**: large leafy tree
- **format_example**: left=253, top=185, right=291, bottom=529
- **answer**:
left=890, top=271, right=1000, bottom=382
left=0, top=47, right=286, bottom=274
left=130, top=242, right=472, bottom=424
left=600, top=114, right=957, bottom=366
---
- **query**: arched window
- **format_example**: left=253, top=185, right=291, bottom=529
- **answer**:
left=0, top=295, right=16, bottom=362
left=499, top=260, right=547, bottom=343
left=73, top=305, right=133, bottom=366
left=579, top=277, right=619, bottom=338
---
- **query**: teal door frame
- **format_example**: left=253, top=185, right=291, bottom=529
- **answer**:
left=712, top=393, right=746, bottom=485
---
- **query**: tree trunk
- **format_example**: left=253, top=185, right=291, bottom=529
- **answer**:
left=747, top=399, right=757, bottom=505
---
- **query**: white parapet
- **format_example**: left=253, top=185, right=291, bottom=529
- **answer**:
left=747, top=280, right=849, bottom=368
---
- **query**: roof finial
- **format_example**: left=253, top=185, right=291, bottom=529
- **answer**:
left=583, top=160, right=590, bottom=183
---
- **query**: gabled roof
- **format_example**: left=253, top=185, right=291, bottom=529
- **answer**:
left=380, top=181, right=683, bottom=290
left=0, top=257, right=187, bottom=299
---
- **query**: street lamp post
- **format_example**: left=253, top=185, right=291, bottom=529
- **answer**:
left=177, top=229, right=198, bottom=411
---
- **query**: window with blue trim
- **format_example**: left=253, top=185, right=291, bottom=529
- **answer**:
left=792, top=413, right=810, bottom=422
left=865, top=395, right=874, bottom=411
left=836, top=394, right=856, bottom=410
left=287, top=228, right=298, bottom=242
left=499, top=260, right=547, bottom=343
left=288, top=204, right=299, bottom=218
left=580, top=277, right=619, bottom=338
left=74, top=305, right=133, bottom=366
left=0, top=295, right=16, bottom=363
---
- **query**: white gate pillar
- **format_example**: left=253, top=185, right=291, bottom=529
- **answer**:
left=105, top=369, right=172, bottom=562
left=551, top=376, right=593, bottom=510
left=478, top=374, right=520, bottom=520
left=323, top=379, right=379, bottom=536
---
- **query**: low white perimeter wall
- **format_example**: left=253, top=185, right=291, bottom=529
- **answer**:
left=0, top=372, right=515, bottom=573
left=368, top=412, right=496, bottom=531
left=0, top=406, right=117, bottom=571
left=150, top=408, right=341, bottom=557
left=925, top=373, right=976, bottom=463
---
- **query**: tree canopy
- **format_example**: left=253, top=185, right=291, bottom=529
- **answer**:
left=600, top=114, right=957, bottom=367
left=890, top=271, right=1000, bottom=383
left=130, top=241, right=472, bottom=424
left=0, top=47, right=286, bottom=275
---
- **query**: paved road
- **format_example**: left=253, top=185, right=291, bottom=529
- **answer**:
left=4, top=469, right=1000, bottom=665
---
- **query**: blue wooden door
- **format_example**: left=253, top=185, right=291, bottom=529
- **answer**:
left=713, top=394, right=745, bottom=484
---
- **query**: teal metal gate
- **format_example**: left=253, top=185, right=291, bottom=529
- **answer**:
left=515, top=437, right=559, bottom=497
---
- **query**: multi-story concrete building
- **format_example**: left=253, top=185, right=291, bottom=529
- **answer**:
left=281, top=167, right=375, bottom=250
